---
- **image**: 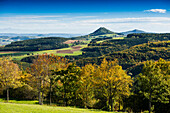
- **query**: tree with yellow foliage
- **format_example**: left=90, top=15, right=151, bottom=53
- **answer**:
left=79, top=63, right=96, bottom=108
left=0, top=57, right=21, bottom=102
left=93, top=58, right=133, bottom=111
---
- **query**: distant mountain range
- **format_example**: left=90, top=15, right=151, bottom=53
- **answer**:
left=0, top=27, right=148, bottom=45
left=121, top=29, right=146, bottom=35
left=0, top=28, right=147, bottom=38
left=0, top=33, right=82, bottom=38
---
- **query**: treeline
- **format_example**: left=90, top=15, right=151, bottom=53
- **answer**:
left=0, top=55, right=169, bottom=112
left=0, top=37, right=70, bottom=51
left=127, top=33, right=170, bottom=40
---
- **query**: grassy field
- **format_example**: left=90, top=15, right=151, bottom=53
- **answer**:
left=0, top=44, right=88, bottom=61
left=0, top=98, right=38, bottom=104
left=96, top=37, right=125, bottom=43
left=0, top=102, right=120, bottom=113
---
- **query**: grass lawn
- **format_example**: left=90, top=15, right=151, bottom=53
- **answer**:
left=0, top=102, right=119, bottom=113
left=0, top=98, right=38, bottom=104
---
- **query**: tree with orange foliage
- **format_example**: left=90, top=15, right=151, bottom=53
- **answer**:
left=30, top=54, right=67, bottom=105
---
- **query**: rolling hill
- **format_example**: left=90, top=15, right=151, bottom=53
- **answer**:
left=121, top=29, right=146, bottom=35
left=0, top=37, right=70, bottom=51
left=72, top=27, right=123, bottom=40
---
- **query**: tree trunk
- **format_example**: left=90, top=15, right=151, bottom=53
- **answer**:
left=109, top=82, right=113, bottom=111
left=149, top=81, right=152, bottom=113
left=39, top=80, right=42, bottom=105
left=42, top=91, right=44, bottom=105
left=38, top=90, right=41, bottom=105
left=64, top=85, right=67, bottom=106
left=119, top=97, right=121, bottom=111
left=6, top=87, right=9, bottom=102
left=110, top=97, right=113, bottom=111
left=149, top=92, right=152, bottom=113
left=49, top=82, right=52, bottom=105
left=85, top=85, right=88, bottom=109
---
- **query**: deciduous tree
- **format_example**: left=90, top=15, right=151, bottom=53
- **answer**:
left=137, top=58, right=170, bottom=113
left=93, top=58, right=133, bottom=111
left=0, top=57, right=21, bottom=102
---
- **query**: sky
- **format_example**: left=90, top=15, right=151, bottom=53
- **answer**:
left=0, top=0, right=170, bottom=34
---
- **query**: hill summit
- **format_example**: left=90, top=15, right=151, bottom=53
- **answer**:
left=122, top=29, right=146, bottom=35
left=89, top=27, right=114, bottom=36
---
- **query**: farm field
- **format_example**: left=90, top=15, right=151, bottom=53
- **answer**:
left=0, top=45, right=87, bottom=61
left=0, top=102, right=119, bottom=113
left=96, top=37, right=125, bottom=43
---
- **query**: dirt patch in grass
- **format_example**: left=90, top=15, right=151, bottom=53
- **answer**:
left=56, top=50, right=73, bottom=54
left=56, top=46, right=82, bottom=54
left=71, top=46, right=82, bottom=49
left=64, top=40, right=78, bottom=44
left=71, top=46, right=82, bottom=51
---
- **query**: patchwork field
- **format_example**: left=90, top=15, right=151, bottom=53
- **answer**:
left=63, top=40, right=79, bottom=44
left=0, top=45, right=87, bottom=61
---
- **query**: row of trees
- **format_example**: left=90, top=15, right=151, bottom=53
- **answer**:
left=0, top=55, right=169, bottom=112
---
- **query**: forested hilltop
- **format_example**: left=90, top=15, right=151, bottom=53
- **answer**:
left=0, top=37, right=70, bottom=51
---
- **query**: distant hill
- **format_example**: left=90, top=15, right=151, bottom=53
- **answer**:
left=72, top=27, right=122, bottom=40
left=89, top=27, right=115, bottom=36
left=121, top=29, right=146, bottom=35
left=0, top=33, right=81, bottom=38
left=0, top=37, right=70, bottom=51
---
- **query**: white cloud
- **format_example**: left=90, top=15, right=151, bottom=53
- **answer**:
left=144, top=9, right=166, bottom=13
left=78, top=17, right=170, bottom=23
left=0, top=15, right=170, bottom=33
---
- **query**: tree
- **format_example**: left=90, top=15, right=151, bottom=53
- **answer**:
left=0, top=57, right=21, bottom=102
left=53, top=63, right=81, bottom=106
left=48, top=55, right=67, bottom=105
left=78, top=63, right=96, bottom=108
left=30, top=54, right=64, bottom=105
left=137, top=58, right=170, bottom=113
left=93, top=58, right=133, bottom=111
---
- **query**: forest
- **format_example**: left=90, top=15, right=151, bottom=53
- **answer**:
left=0, top=54, right=169, bottom=113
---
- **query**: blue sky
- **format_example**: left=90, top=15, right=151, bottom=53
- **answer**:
left=0, top=0, right=170, bottom=33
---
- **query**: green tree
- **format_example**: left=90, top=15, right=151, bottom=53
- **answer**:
left=53, top=63, right=81, bottom=106
left=137, top=58, right=170, bottom=113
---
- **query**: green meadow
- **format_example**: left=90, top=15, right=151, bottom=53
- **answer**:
left=0, top=102, right=120, bottom=113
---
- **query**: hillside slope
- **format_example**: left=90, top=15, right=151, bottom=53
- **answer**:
left=0, top=37, right=70, bottom=51
left=69, top=40, right=169, bottom=69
